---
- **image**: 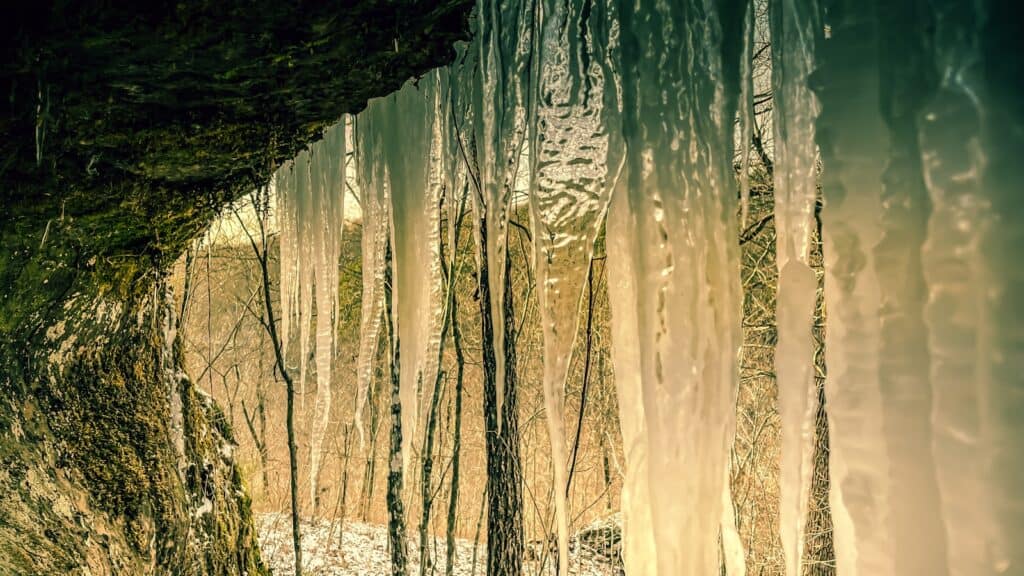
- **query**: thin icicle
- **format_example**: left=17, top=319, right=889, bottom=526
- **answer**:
left=527, top=0, right=624, bottom=572
left=275, top=166, right=298, bottom=359
left=416, top=72, right=449, bottom=440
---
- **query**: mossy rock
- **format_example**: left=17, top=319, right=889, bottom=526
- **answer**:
left=0, top=1, right=472, bottom=573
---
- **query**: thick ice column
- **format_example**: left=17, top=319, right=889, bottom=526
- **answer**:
left=917, top=1, right=1023, bottom=573
left=471, top=0, right=533, bottom=421
left=769, top=2, right=823, bottom=573
left=607, top=0, right=744, bottom=573
left=812, top=4, right=895, bottom=574
left=872, top=3, right=953, bottom=574
left=527, top=0, right=624, bottom=572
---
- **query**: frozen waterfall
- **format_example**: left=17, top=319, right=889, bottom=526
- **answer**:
left=287, top=0, right=1020, bottom=574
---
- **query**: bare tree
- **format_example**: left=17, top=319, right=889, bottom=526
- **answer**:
left=419, top=183, right=468, bottom=576
left=235, top=186, right=304, bottom=576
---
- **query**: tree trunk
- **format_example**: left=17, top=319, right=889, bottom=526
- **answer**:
left=383, top=236, right=410, bottom=576
left=446, top=287, right=466, bottom=576
left=362, top=327, right=385, bottom=521
left=249, top=204, right=304, bottom=576
left=475, top=213, right=524, bottom=576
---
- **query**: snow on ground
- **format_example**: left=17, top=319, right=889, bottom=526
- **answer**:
left=257, top=513, right=623, bottom=576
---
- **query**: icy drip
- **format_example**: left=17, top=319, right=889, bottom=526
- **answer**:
left=353, top=114, right=389, bottom=448
left=527, top=0, right=624, bottom=572
left=768, top=1, right=822, bottom=573
left=361, top=76, right=445, bottom=471
left=607, top=0, right=744, bottom=573
left=917, top=1, right=1021, bottom=573
left=472, top=0, right=533, bottom=421
left=812, top=5, right=894, bottom=573
left=308, top=123, right=346, bottom=508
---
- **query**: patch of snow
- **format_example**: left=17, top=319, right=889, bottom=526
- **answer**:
left=257, top=513, right=622, bottom=576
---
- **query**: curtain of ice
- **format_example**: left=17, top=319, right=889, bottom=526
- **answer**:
left=814, top=1, right=1023, bottom=574
left=274, top=122, right=347, bottom=511
left=361, top=77, right=445, bottom=471
left=606, top=0, right=745, bottom=573
left=768, top=1, right=823, bottom=573
left=526, top=0, right=624, bottom=572
left=470, top=0, right=533, bottom=421
left=916, top=0, right=1023, bottom=573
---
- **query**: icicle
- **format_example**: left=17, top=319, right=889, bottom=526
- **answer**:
left=417, top=73, right=449, bottom=440
left=527, top=0, right=624, bottom=572
left=294, top=150, right=315, bottom=409
left=472, top=0, right=534, bottom=423
left=606, top=184, right=657, bottom=576
left=275, top=165, right=298, bottom=357
left=813, top=9, right=893, bottom=573
left=607, top=1, right=745, bottom=574
left=768, top=1, right=822, bottom=574
left=308, top=122, right=346, bottom=510
left=353, top=114, right=389, bottom=449
left=360, top=76, right=445, bottom=471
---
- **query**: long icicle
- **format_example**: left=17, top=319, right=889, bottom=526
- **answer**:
left=813, top=4, right=894, bottom=571
left=353, top=115, right=389, bottom=449
left=527, top=0, right=624, bottom=572
left=362, top=76, right=445, bottom=472
left=308, top=122, right=346, bottom=510
left=917, top=1, right=1022, bottom=572
left=472, top=0, right=533, bottom=425
left=768, top=1, right=823, bottom=573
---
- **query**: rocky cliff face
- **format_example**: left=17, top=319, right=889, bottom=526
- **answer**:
left=0, top=2, right=471, bottom=573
